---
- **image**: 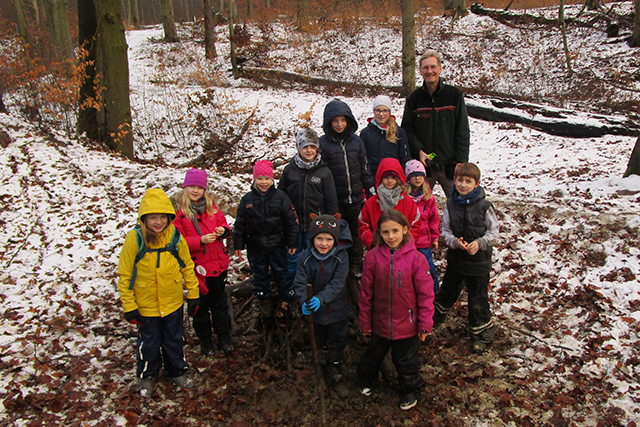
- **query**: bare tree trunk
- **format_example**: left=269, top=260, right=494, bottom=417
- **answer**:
left=132, top=0, right=140, bottom=26
left=296, top=0, right=309, bottom=30
left=631, top=0, right=640, bottom=47
left=247, top=0, right=253, bottom=18
left=401, top=0, right=416, bottom=96
left=96, top=0, right=134, bottom=158
left=584, top=0, right=600, bottom=10
left=624, top=136, right=640, bottom=177
left=203, top=0, right=217, bottom=59
left=161, top=0, right=180, bottom=41
left=229, top=0, right=238, bottom=78
left=77, top=0, right=100, bottom=140
left=44, top=0, right=75, bottom=60
left=219, top=0, right=224, bottom=13
left=30, top=0, right=41, bottom=25
left=559, top=0, right=573, bottom=75
left=14, top=0, right=36, bottom=50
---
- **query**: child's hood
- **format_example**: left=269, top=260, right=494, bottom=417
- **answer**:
left=138, top=189, right=177, bottom=224
left=375, top=157, right=407, bottom=187
left=322, top=100, right=358, bottom=137
left=337, top=218, right=353, bottom=250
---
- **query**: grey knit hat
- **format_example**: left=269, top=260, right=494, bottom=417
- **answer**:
left=295, top=128, right=320, bottom=153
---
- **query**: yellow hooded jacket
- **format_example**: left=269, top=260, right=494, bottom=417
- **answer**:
left=117, top=189, right=199, bottom=317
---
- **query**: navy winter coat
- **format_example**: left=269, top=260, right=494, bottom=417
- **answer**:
left=233, top=185, right=299, bottom=254
left=360, top=118, right=412, bottom=179
left=319, top=100, right=375, bottom=205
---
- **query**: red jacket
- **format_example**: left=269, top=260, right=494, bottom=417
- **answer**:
left=414, top=194, right=440, bottom=249
left=358, top=158, right=421, bottom=249
left=174, top=207, right=231, bottom=277
left=359, top=239, right=435, bottom=340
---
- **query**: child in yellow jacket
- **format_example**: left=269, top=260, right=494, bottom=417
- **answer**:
left=117, top=188, right=200, bottom=397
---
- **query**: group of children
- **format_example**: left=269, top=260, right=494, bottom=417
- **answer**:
left=116, top=97, right=499, bottom=409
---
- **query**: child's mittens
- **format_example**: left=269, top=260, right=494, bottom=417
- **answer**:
left=196, top=274, right=209, bottom=296
left=124, top=309, right=144, bottom=325
left=187, top=298, right=200, bottom=317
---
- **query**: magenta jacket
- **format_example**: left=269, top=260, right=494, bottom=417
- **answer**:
left=174, top=208, right=231, bottom=277
left=359, top=239, right=435, bottom=340
left=414, top=194, right=440, bottom=249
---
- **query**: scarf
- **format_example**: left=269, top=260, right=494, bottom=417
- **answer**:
left=377, top=184, right=403, bottom=211
left=452, top=186, right=482, bottom=205
left=293, top=152, right=322, bottom=170
left=311, top=246, right=338, bottom=261
left=190, top=199, right=207, bottom=253
left=408, top=188, right=424, bottom=204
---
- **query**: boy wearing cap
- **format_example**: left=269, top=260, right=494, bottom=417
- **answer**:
left=233, top=160, right=300, bottom=319
left=294, top=214, right=352, bottom=384
left=358, top=157, right=421, bottom=250
left=279, top=128, right=339, bottom=279
left=361, top=95, right=412, bottom=179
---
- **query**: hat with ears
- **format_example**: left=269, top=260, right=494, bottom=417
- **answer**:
left=295, top=128, right=320, bottom=153
left=373, top=95, right=392, bottom=111
left=404, top=159, right=426, bottom=180
left=182, top=169, right=208, bottom=189
left=309, top=214, right=340, bottom=244
left=253, top=160, right=274, bottom=180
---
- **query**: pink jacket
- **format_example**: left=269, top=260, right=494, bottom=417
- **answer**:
left=414, top=194, right=440, bottom=249
left=359, top=239, right=435, bottom=340
left=173, top=208, right=231, bottom=277
left=358, top=158, right=421, bottom=249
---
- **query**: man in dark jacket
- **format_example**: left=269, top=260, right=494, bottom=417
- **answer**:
left=401, top=50, right=470, bottom=198
left=319, top=99, right=375, bottom=279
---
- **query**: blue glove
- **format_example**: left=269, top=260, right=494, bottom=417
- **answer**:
left=307, top=297, right=321, bottom=312
left=302, top=303, right=312, bottom=316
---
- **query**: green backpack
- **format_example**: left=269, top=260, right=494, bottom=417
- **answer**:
left=128, top=224, right=186, bottom=290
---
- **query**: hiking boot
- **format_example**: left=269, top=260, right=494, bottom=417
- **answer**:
left=360, top=387, right=372, bottom=396
left=400, top=395, right=418, bottom=410
left=139, top=377, right=155, bottom=397
left=259, top=298, right=273, bottom=318
left=326, top=362, right=343, bottom=384
left=200, top=339, right=214, bottom=357
left=168, top=375, right=194, bottom=389
left=219, top=335, right=234, bottom=355
left=472, top=341, right=489, bottom=354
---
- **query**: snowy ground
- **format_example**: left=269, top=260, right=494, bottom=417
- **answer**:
left=1, top=3, right=639, bottom=426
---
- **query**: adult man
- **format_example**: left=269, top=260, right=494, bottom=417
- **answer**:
left=401, top=50, right=470, bottom=198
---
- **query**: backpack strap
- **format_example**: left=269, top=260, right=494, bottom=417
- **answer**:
left=168, top=228, right=186, bottom=268
left=129, top=224, right=146, bottom=290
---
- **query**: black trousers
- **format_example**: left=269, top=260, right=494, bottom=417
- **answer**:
left=339, top=202, right=363, bottom=274
left=248, top=247, right=296, bottom=301
left=192, top=272, right=232, bottom=341
left=357, top=334, right=424, bottom=398
left=433, top=269, right=494, bottom=343
left=314, top=317, right=349, bottom=363
left=136, top=307, right=188, bottom=379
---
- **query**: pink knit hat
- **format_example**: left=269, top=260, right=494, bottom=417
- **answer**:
left=182, top=169, right=208, bottom=189
left=253, top=160, right=273, bottom=180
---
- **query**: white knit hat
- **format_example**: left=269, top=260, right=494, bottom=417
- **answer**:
left=372, top=95, right=392, bottom=111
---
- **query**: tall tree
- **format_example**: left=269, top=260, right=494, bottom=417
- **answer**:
left=296, top=0, right=309, bottom=30
left=203, top=0, right=217, bottom=60
left=44, top=0, right=74, bottom=60
left=624, top=136, right=640, bottom=177
left=229, top=0, right=238, bottom=78
left=559, top=0, right=573, bottom=74
left=247, top=0, right=252, bottom=17
left=401, top=0, right=415, bottom=96
left=161, top=0, right=180, bottom=41
left=632, top=0, right=640, bottom=47
left=77, top=0, right=99, bottom=140
left=14, top=0, right=37, bottom=50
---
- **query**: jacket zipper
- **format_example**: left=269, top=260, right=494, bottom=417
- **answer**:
left=389, top=250, right=394, bottom=339
left=410, top=307, right=415, bottom=326
left=322, top=263, right=329, bottom=324
left=340, top=141, right=353, bottom=204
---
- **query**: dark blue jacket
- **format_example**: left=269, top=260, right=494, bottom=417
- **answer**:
left=319, top=100, right=375, bottom=205
left=278, top=157, right=339, bottom=232
left=360, top=118, right=412, bottom=179
left=294, top=220, right=352, bottom=325
left=233, top=185, right=299, bottom=254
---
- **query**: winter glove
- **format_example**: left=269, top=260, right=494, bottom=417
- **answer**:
left=187, top=298, right=200, bottom=317
left=301, top=303, right=312, bottom=316
left=124, top=309, right=144, bottom=325
left=307, top=297, right=320, bottom=312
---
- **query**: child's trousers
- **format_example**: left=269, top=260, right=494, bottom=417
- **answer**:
left=136, top=307, right=188, bottom=379
left=192, top=272, right=232, bottom=341
left=357, top=334, right=423, bottom=398
left=417, top=247, right=440, bottom=294
left=248, top=248, right=296, bottom=302
left=433, top=270, right=494, bottom=343
left=287, top=230, right=310, bottom=279
left=314, top=317, right=349, bottom=363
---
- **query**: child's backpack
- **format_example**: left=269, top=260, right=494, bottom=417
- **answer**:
left=129, top=224, right=186, bottom=290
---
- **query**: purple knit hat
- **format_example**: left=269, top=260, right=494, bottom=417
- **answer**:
left=253, top=160, right=274, bottom=180
left=182, top=169, right=208, bottom=189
